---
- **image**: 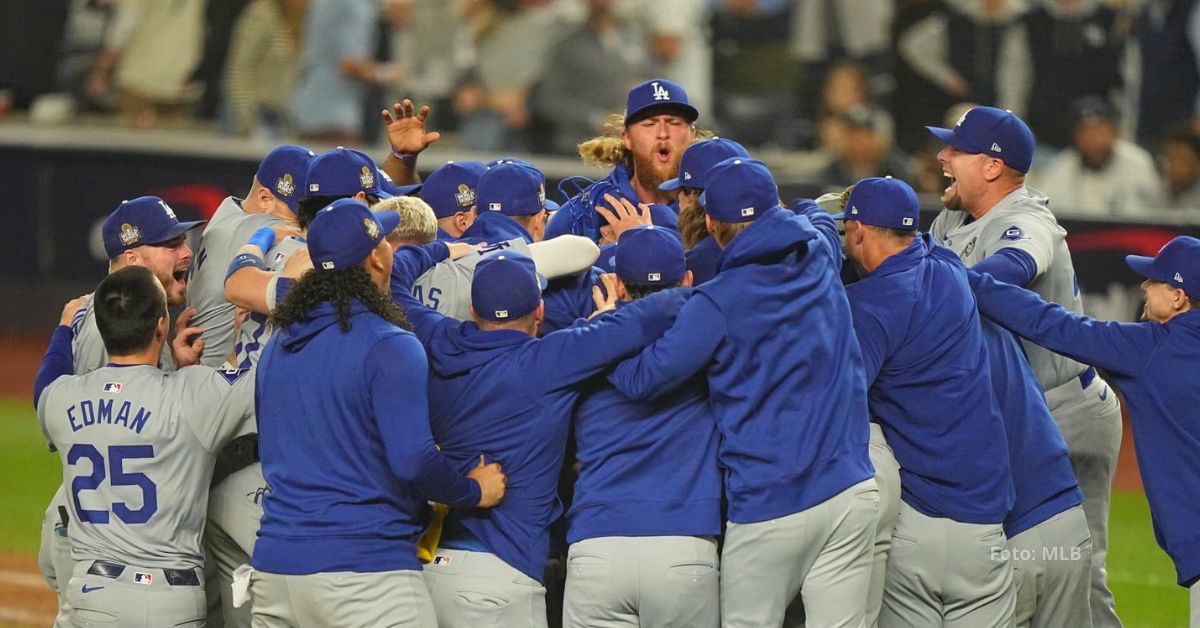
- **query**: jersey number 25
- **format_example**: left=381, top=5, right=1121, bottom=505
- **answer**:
left=69, top=444, right=158, bottom=524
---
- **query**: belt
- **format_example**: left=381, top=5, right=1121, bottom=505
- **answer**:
left=439, top=518, right=491, bottom=553
left=88, top=561, right=200, bottom=586
left=1079, top=366, right=1097, bottom=389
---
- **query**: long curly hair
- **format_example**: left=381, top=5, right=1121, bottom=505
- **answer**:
left=577, top=114, right=714, bottom=168
left=272, top=266, right=411, bottom=333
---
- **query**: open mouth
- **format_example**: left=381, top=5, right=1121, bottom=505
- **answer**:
left=172, top=268, right=188, bottom=287
left=656, top=146, right=672, bottom=163
left=943, top=170, right=957, bottom=196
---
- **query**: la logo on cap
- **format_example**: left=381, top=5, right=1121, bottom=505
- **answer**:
left=159, top=200, right=176, bottom=219
left=651, top=81, right=670, bottom=101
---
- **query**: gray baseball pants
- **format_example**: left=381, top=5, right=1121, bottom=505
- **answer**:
left=40, top=485, right=74, bottom=628
left=562, top=535, right=719, bottom=628
left=1009, top=505, right=1092, bottom=628
left=206, top=462, right=267, bottom=628
left=423, top=548, right=548, bottom=628
left=879, top=502, right=1015, bottom=628
left=868, top=423, right=901, bottom=628
left=1191, top=580, right=1199, bottom=628
left=66, top=560, right=206, bottom=628
left=721, top=477, right=879, bottom=628
left=249, top=568, right=435, bottom=627
left=1047, top=373, right=1123, bottom=628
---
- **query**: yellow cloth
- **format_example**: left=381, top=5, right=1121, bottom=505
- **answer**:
left=417, top=503, right=450, bottom=563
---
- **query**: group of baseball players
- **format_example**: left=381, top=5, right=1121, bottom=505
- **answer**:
left=30, top=78, right=1200, bottom=628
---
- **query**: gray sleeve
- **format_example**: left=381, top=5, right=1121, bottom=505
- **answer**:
left=36, top=384, right=57, bottom=452
left=180, top=366, right=256, bottom=454
left=979, top=216, right=1058, bottom=278
left=72, top=307, right=109, bottom=375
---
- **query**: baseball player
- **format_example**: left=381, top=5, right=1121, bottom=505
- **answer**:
left=547, top=78, right=699, bottom=242
left=186, top=144, right=313, bottom=367
left=927, top=106, right=1124, bottom=627
left=389, top=242, right=689, bottom=628
left=657, top=137, right=750, bottom=284
left=35, top=265, right=255, bottom=628
left=39, top=196, right=206, bottom=626
left=295, top=147, right=398, bottom=230
left=836, top=177, right=1015, bottom=626
left=968, top=236, right=1200, bottom=628
left=460, top=160, right=559, bottom=244
left=248, top=199, right=506, bottom=627
left=607, top=158, right=878, bottom=627
left=563, top=226, right=722, bottom=628
left=419, top=160, right=488, bottom=241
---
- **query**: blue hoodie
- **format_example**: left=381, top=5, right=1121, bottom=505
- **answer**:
left=609, top=203, right=874, bottom=523
left=686, top=235, right=721, bottom=284
left=568, top=336, right=721, bottom=544
left=253, top=300, right=481, bottom=575
left=980, top=318, right=1082, bottom=537
left=459, top=211, right=533, bottom=244
left=844, top=236, right=1014, bottom=524
left=546, top=163, right=679, bottom=242
left=392, top=242, right=689, bottom=582
left=970, top=270, right=1200, bottom=586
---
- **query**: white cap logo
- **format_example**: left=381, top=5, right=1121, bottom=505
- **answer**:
left=1175, top=272, right=1184, bottom=283
left=683, top=172, right=692, bottom=180
left=321, top=261, right=335, bottom=269
left=902, top=217, right=914, bottom=226
left=850, top=206, right=859, bottom=215
left=991, top=142, right=1002, bottom=152
left=651, top=81, right=670, bottom=101
left=489, top=202, right=502, bottom=212
left=494, top=309, right=509, bottom=319
left=740, top=207, right=755, bottom=217
left=159, top=200, right=176, bottom=219
left=648, top=272, right=661, bottom=282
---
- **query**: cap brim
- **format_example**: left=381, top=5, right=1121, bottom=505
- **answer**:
left=544, top=199, right=560, bottom=211
left=1125, top=255, right=1167, bottom=282
left=626, top=103, right=700, bottom=126
left=375, top=210, right=401, bottom=238
left=926, top=125, right=983, bottom=154
left=536, top=273, right=549, bottom=291
left=829, top=212, right=846, bottom=221
left=385, top=182, right=423, bottom=196
left=659, top=178, right=683, bottom=191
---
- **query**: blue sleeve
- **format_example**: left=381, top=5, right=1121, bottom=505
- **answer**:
left=274, top=278, right=295, bottom=307
left=846, top=295, right=890, bottom=383
left=367, top=334, right=481, bottom=507
left=542, top=268, right=603, bottom=335
left=968, top=269, right=1159, bottom=375
left=793, top=200, right=843, bottom=273
left=391, top=243, right=453, bottom=347
left=529, top=287, right=691, bottom=391
left=34, top=326, right=74, bottom=409
left=608, top=294, right=725, bottom=400
left=973, top=248, right=1038, bottom=287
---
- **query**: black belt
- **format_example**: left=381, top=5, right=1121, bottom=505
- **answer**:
left=88, top=560, right=200, bottom=586
left=1079, top=366, right=1097, bottom=389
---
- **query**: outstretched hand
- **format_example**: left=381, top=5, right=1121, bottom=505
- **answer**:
left=382, top=99, right=441, bottom=155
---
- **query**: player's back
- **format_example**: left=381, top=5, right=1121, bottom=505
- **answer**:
left=188, top=197, right=279, bottom=366
left=410, top=238, right=529, bottom=321
left=37, top=364, right=254, bottom=569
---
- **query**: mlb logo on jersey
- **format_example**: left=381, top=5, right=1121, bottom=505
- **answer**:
left=133, top=572, right=153, bottom=585
left=433, top=555, right=452, bottom=566
left=102, top=382, right=123, bottom=394
left=273, top=251, right=287, bottom=263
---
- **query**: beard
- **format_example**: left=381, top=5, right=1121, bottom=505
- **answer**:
left=941, top=184, right=964, bottom=212
left=632, top=149, right=680, bottom=197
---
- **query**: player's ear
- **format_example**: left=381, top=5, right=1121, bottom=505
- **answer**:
left=621, top=128, right=632, bottom=151
left=155, top=314, right=168, bottom=341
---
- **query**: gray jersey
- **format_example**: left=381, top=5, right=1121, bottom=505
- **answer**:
left=71, top=294, right=174, bottom=374
left=188, top=196, right=280, bottom=367
left=411, top=238, right=529, bottom=321
left=930, top=186, right=1086, bottom=389
left=37, top=363, right=255, bottom=569
left=232, top=236, right=308, bottom=369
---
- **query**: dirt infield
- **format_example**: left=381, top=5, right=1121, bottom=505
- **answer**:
left=0, top=553, right=57, bottom=626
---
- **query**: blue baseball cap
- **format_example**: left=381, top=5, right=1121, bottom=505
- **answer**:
left=377, top=169, right=422, bottom=197
left=660, top=138, right=751, bottom=191
left=625, top=78, right=699, bottom=126
left=487, top=156, right=536, bottom=169
left=699, top=158, right=780, bottom=223
left=1126, top=236, right=1200, bottom=296
left=421, top=161, right=488, bottom=218
left=476, top=162, right=558, bottom=216
left=831, top=177, right=920, bottom=230
left=615, top=225, right=686, bottom=286
left=306, top=148, right=391, bottom=198
left=102, top=196, right=205, bottom=258
left=926, top=106, right=1035, bottom=173
left=471, top=251, right=547, bottom=322
left=256, top=144, right=316, bottom=213
left=307, top=198, right=400, bottom=271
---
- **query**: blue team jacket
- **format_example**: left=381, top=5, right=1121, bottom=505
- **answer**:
left=253, top=300, right=481, bottom=575
left=568, top=351, right=721, bottom=544
left=545, top=163, right=678, bottom=242
left=971, top=270, right=1200, bottom=586
left=980, top=318, right=1083, bottom=537
left=845, top=237, right=1014, bottom=524
left=392, top=243, right=688, bottom=583
left=686, top=236, right=721, bottom=285
left=608, top=203, right=875, bottom=524
left=459, top=211, right=533, bottom=244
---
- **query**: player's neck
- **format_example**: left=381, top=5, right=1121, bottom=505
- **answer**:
left=108, top=340, right=165, bottom=367
left=629, top=176, right=668, bottom=206
left=967, top=182, right=1022, bottom=221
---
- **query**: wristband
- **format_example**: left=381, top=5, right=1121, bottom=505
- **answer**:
left=247, top=226, right=276, bottom=253
left=225, top=253, right=267, bottom=282
left=391, top=149, right=418, bottom=161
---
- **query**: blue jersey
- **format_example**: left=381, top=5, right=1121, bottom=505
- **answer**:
left=546, top=163, right=679, bottom=242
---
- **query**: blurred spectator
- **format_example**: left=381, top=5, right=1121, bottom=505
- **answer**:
left=531, top=0, right=648, bottom=155
left=893, top=0, right=955, bottom=154
left=384, top=0, right=464, bottom=110
left=194, top=0, right=253, bottom=119
left=1030, top=96, right=1160, bottom=217
left=1161, top=127, right=1200, bottom=210
left=452, top=0, right=566, bottom=152
left=642, top=0, right=713, bottom=117
left=54, top=0, right=115, bottom=112
left=219, top=0, right=307, bottom=140
left=791, top=0, right=896, bottom=146
left=816, top=60, right=896, bottom=151
left=711, top=0, right=797, bottom=147
left=897, top=0, right=1027, bottom=114
left=290, top=0, right=381, bottom=143
left=0, top=0, right=69, bottom=112
left=1132, top=0, right=1200, bottom=148
left=1005, top=0, right=1125, bottom=149
left=87, top=0, right=207, bottom=128
left=817, top=104, right=910, bottom=190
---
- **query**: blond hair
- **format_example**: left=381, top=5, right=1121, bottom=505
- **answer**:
left=373, top=196, right=437, bottom=245
left=709, top=218, right=752, bottom=248
left=576, top=113, right=714, bottom=168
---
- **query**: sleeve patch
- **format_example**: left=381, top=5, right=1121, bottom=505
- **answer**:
left=217, top=366, right=251, bottom=385
left=1001, top=226, right=1027, bottom=241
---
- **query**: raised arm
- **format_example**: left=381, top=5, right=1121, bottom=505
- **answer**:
left=35, top=297, right=87, bottom=408
left=793, top=199, right=843, bottom=271
left=607, top=293, right=725, bottom=400
left=968, top=269, right=1160, bottom=375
